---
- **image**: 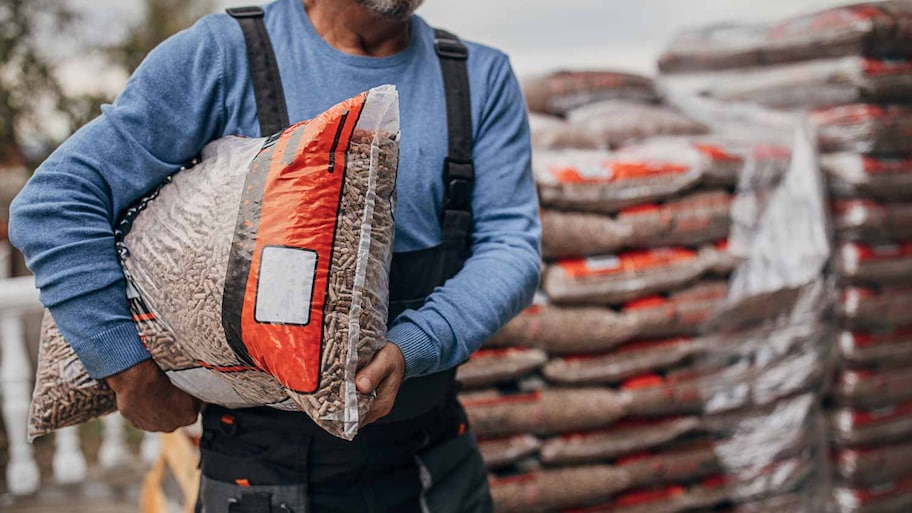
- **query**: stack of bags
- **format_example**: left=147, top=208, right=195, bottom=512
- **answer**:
left=456, top=71, right=831, bottom=513
left=659, top=3, right=912, bottom=512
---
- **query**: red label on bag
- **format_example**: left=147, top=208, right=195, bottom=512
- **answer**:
left=237, top=92, right=368, bottom=394
left=549, top=160, right=689, bottom=184
left=623, top=296, right=669, bottom=311
left=848, top=327, right=912, bottom=348
left=693, top=143, right=740, bottom=163
left=558, top=248, right=697, bottom=278
left=847, top=242, right=912, bottom=261
left=863, top=59, right=912, bottom=77
left=851, top=402, right=912, bottom=426
left=621, top=373, right=666, bottom=390
left=862, top=156, right=912, bottom=174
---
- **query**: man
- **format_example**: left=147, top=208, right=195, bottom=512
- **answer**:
left=9, top=0, right=540, bottom=511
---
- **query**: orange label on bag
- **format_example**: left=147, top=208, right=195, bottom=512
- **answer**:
left=549, top=160, right=689, bottom=184
left=693, top=143, right=739, bottom=162
left=863, top=59, right=912, bottom=77
left=862, top=156, right=912, bottom=174
left=849, top=242, right=912, bottom=261
left=236, top=92, right=368, bottom=394
left=623, top=296, right=669, bottom=312
left=558, top=248, right=697, bottom=279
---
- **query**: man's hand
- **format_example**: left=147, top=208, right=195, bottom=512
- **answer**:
left=105, top=359, right=201, bottom=432
left=356, top=343, right=406, bottom=426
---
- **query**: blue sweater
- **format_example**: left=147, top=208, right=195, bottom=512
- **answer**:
left=9, top=0, right=541, bottom=380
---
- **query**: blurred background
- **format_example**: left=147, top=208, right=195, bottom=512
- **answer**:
left=3, top=1, right=912, bottom=513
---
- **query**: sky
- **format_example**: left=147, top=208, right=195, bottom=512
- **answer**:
left=61, top=0, right=854, bottom=97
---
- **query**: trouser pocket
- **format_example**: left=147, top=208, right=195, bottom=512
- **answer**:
left=199, top=475, right=308, bottom=513
left=414, top=430, right=493, bottom=513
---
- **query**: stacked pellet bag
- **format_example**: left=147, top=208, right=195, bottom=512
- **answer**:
left=453, top=69, right=831, bottom=513
left=660, top=3, right=912, bottom=512
left=27, top=85, right=401, bottom=441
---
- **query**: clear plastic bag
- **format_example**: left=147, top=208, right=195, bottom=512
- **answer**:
left=523, top=70, right=658, bottom=117
left=812, top=104, right=912, bottom=153
left=29, top=86, right=400, bottom=441
left=658, top=2, right=912, bottom=73
left=702, top=57, right=912, bottom=109
left=823, top=153, right=912, bottom=200
left=833, top=199, right=912, bottom=241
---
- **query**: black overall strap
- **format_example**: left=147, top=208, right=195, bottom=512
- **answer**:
left=434, top=29, right=475, bottom=247
left=227, top=6, right=290, bottom=136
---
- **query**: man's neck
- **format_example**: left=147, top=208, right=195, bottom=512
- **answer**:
left=303, top=0, right=412, bottom=57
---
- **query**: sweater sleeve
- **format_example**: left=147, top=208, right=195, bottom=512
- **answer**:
left=387, top=54, right=542, bottom=378
left=8, top=18, right=227, bottom=379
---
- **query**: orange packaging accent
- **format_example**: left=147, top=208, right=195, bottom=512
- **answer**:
left=239, top=93, right=367, bottom=394
left=558, top=248, right=697, bottom=279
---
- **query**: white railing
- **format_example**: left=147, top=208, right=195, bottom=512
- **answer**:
left=0, top=276, right=159, bottom=496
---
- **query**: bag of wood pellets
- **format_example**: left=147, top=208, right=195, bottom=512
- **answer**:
left=834, top=480, right=912, bottom=513
left=835, top=442, right=912, bottom=486
left=623, top=281, right=728, bottom=338
left=823, top=153, right=912, bottom=200
left=839, top=285, right=912, bottom=329
left=477, top=434, right=541, bottom=469
left=835, top=241, right=912, bottom=284
left=565, top=100, right=708, bottom=149
left=29, top=86, right=400, bottom=441
left=542, top=246, right=723, bottom=305
left=539, top=417, right=702, bottom=466
left=830, top=401, right=912, bottom=447
left=834, top=366, right=912, bottom=408
left=833, top=199, right=912, bottom=241
left=839, top=328, right=912, bottom=368
left=533, top=140, right=734, bottom=214
left=658, top=2, right=912, bottom=73
left=812, top=104, right=912, bottom=153
left=489, top=465, right=632, bottom=513
left=542, top=337, right=704, bottom=385
left=455, top=347, right=547, bottom=389
left=540, top=191, right=733, bottom=259
left=528, top=113, right=602, bottom=150
left=485, top=299, right=640, bottom=354
left=702, top=57, right=912, bottom=109
left=523, top=70, right=658, bottom=117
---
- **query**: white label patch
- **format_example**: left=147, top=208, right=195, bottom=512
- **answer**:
left=255, top=246, right=317, bottom=325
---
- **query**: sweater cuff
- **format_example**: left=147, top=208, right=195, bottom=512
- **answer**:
left=69, top=322, right=151, bottom=380
left=387, top=322, right=438, bottom=379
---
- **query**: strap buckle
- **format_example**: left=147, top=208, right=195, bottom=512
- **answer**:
left=226, top=6, right=264, bottom=18
left=443, top=159, right=474, bottom=211
left=434, top=37, right=468, bottom=60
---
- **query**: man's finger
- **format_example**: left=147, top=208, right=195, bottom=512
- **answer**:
left=355, top=349, right=393, bottom=394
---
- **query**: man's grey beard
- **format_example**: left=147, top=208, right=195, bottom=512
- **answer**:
left=354, top=0, right=424, bottom=20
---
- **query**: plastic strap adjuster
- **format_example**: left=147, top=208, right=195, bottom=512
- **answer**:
left=435, top=37, right=468, bottom=60
left=226, top=6, right=264, bottom=18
